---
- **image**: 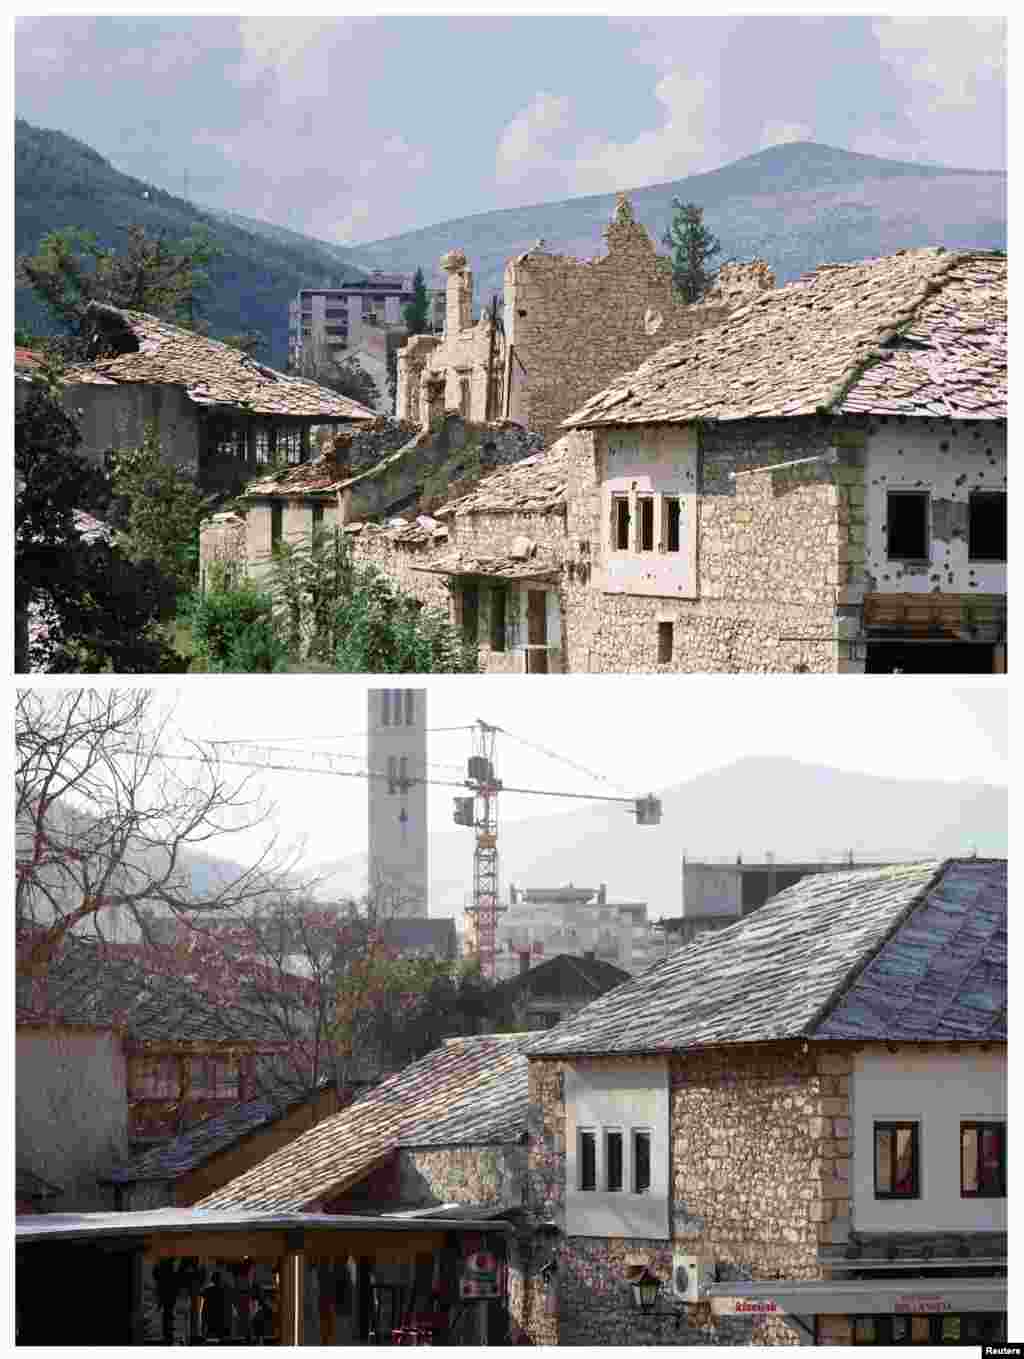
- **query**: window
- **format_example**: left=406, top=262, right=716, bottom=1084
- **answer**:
left=874, top=1121, right=919, bottom=1198
left=404, top=689, right=414, bottom=726
left=886, top=491, right=930, bottom=560
left=853, top=1314, right=1005, bottom=1346
left=968, top=491, right=1007, bottom=563
left=579, top=1130, right=597, bottom=1191
left=612, top=496, right=631, bottom=551
left=276, top=426, right=303, bottom=465
left=961, top=1121, right=1005, bottom=1197
left=605, top=1130, right=624, bottom=1191
left=190, top=1057, right=239, bottom=1100
left=381, top=691, right=391, bottom=726
left=657, top=621, right=673, bottom=664
left=254, top=425, right=273, bottom=465
left=387, top=755, right=398, bottom=794
left=490, top=588, right=507, bottom=652
left=633, top=1130, right=651, bottom=1193
left=663, top=498, right=681, bottom=553
left=133, top=1056, right=179, bottom=1099
left=215, top=425, right=246, bottom=461
left=461, top=584, right=480, bottom=645
left=271, top=503, right=282, bottom=550
left=312, top=503, right=324, bottom=534
left=637, top=496, right=655, bottom=551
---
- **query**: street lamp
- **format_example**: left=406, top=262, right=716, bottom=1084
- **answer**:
left=628, top=1266, right=663, bottom=1314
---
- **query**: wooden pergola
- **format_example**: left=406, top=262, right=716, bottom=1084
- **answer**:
left=16, top=1207, right=512, bottom=1346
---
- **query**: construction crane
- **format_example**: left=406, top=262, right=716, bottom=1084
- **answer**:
left=189, top=731, right=662, bottom=979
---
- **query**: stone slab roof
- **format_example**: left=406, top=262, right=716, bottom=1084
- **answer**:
left=411, top=549, right=560, bottom=582
left=66, top=302, right=377, bottom=422
left=105, top=1079, right=341, bottom=1184
left=244, top=454, right=348, bottom=497
left=564, top=250, right=1006, bottom=429
left=195, top=1033, right=535, bottom=1212
left=495, top=953, right=630, bottom=1003
left=16, top=938, right=286, bottom=1045
left=527, top=860, right=1006, bottom=1056
left=435, top=437, right=573, bottom=518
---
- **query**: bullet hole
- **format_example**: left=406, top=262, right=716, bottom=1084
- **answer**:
left=985, top=448, right=992, bottom=456
left=897, top=447, right=904, bottom=455
left=940, top=441, right=950, bottom=452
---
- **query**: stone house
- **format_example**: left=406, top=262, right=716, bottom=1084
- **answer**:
left=395, top=197, right=774, bottom=448
left=61, top=301, right=376, bottom=495
left=489, top=953, right=630, bottom=1031
left=523, top=858, right=1007, bottom=1346
left=496, top=882, right=652, bottom=978
left=350, top=246, right=1007, bottom=674
left=194, top=1033, right=537, bottom=1344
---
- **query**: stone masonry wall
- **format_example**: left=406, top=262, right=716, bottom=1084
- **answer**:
left=523, top=1045, right=854, bottom=1346
left=397, top=1145, right=526, bottom=1210
left=504, top=198, right=773, bottom=447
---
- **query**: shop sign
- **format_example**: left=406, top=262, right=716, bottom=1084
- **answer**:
left=460, top=1250, right=503, bottom=1300
left=712, top=1297, right=781, bottom=1316
left=894, top=1295, right=950, bottom=1314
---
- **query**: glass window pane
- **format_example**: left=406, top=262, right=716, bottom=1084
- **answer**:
left=891, top=1317, right=909, bottom=1344
left=606, top=1131, right=623, bottom=1191
left=404, top=690, right=414, bottom=726
left=894, top=1127, right=915, bottom=1194
left=633, top=1130, right=651, bottom=1193
left=979, top=1127, right=1004, bottom=1193
left=579, top=1131, right=596, bottom=1191
left=940, top=1316, right=961, bottom=1344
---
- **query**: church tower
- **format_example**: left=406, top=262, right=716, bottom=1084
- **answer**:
left=367, top=688, right=428, bottom=918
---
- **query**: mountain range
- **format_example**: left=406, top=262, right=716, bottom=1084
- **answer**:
left=15, top=122, right=1006, bottom=373
left=307, top=756, right=1008, bottom=921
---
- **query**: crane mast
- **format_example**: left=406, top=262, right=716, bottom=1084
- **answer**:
left=462, top=721, right=506, bottom=979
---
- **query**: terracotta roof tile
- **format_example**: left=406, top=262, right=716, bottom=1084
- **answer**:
left=526, top=860, right=1006, bottom=1056
left=67, top=303, right=377, bottom=422
left=195, top=1033, right=534, bottom=1212
left=564, top=250, right=1006, bottom=428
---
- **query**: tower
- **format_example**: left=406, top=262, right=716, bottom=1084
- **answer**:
left=367, top=688, right=428, bottom=919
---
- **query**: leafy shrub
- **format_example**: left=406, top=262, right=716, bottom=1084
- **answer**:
left=188, top=581, right=289, bottom=673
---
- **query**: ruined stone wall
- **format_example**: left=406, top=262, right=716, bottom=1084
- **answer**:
left=521, top=1045, right=853, bottom=1346
left=199, top=512, right=248, bottom=589
left=504, top=199, right=773, bottom=447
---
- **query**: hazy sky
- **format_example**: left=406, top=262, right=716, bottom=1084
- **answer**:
left=135, top=677, right=1009, bottom=872
left=14, top=14, right=1008, bottom=245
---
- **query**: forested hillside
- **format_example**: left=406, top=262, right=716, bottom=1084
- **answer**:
left=15, top=118, right=367, bottom=367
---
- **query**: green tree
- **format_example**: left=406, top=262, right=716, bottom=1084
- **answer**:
left=662, top=200, right=722, bottom=303
left=402, top=266, right=431, bottom=335
left=106, top=426, right=212, bottom=596
left=189, top=575, right=289, bottom=674
left=16, top=223, right=222, bottom=341
left=15, top=360, right=182, bottom=673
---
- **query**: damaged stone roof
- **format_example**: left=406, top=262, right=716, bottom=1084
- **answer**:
left=411, top=549, right=560, bottom=582
left=245, top=454, right=348, bottom=497
left=66, top=302, right=377, bottom=422
left=195, top=1033, right=534, bottom=1212
left=564, top=249, right=1006, bottom=429
left=435, top=436, right=573, bottom=518
left=527, top=859, right=1006, bottom=1056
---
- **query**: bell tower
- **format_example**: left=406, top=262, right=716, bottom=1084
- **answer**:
left=367, top=689, right=428, bottom=918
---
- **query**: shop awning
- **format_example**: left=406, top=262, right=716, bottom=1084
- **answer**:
left=706, top=1277, right=1006, bottom=1317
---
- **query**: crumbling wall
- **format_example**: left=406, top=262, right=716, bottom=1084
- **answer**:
left=503, top=197, right=774, bottom=446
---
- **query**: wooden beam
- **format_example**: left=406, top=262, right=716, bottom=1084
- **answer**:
left=279, top=1249, right=305, bottom=1346
left=145, top=1227, right=447, bottom=1264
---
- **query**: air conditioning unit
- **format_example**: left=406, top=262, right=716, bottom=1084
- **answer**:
left=672, top=1253, right=704, bottom=1303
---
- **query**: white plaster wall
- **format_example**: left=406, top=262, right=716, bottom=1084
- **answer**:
left=864, top=422, right=1006, bottom=595
left=851, top=1048, right=1006, bottom=1233
left=598, top=426, right=699, bottom=599
left=565, top=1062, right=669, bottom=1238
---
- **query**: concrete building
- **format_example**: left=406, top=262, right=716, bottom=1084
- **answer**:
left=524, top=858, right=1007, bottom=1346
left=495, top=883, right=651, bottom=979
left=289, top=274, right=444, bottom=413
left=367, top=688, right=428, bottom=918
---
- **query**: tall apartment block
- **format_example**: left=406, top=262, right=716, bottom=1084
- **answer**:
left=367, top=688, right=429, bottom=918
left=288, top=275, right=445, bottom=392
